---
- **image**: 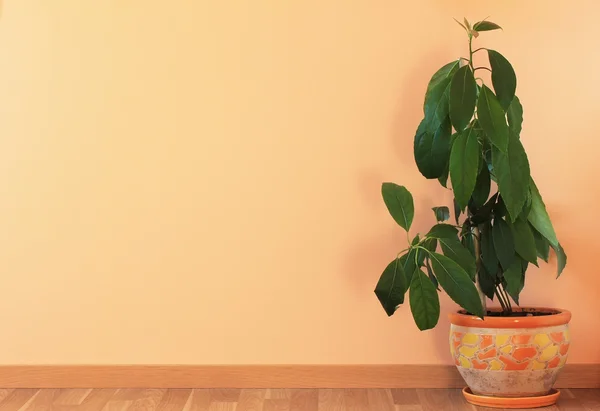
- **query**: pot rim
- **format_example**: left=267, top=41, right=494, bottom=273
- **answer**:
left=448, top=307, right=571, bottom=329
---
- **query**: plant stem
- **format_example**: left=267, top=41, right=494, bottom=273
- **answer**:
left=414, top=248, right=420, bottom=269
left=472, top=47, right=488, bottom=54
left=494, top=288, right=508, bottom=312
left=396, top=247, right=410, bottom=258
left=472, top=224, right=487, bottom=313
left=468, top=35, right=475, bottom=72
left=474, top=67, right=492, bottom=72
left=501, top=284, right=513, bottom=311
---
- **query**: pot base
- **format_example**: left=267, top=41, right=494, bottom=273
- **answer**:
left=462, top=387, right=560, bottom=409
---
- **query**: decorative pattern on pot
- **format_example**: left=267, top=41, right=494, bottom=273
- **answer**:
left=450, top=327, right=570, bottom=371
left=449, top=322, right=571, bottom=397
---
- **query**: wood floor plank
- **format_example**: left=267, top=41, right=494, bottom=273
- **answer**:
left=265, top=390, right=290, bottom=400
left=111, top=390, right=148, bottom=402
left=366, top=389, right=394, bottom=411
left=0, top=391, right=13, bottom=406
left=416, top=389, right=468, bottom=411
left=128, top=389, right=167, bottom=411
left=289, top=390, right=317, bottom=411
left=390, top=389, right=418, bottom=406
left=101, top=389, right=145, bottom=411
left=390, top=389, right=421, bottom=411
left=235, top=389, right=265, bottom=411
left=395, top=405, right=423, bottom=411
left=102, top=398, right=135, bottom=411
left=317, top=389, right=344, bottom=411
left=54, top=389, right=94, bottom=405
left=187, top=390, right=211, bottom=411
left=19, top=389, right=58, bottom=411
left=569, top=389, right=600, bottom=410
left=341, top=389, right=368, bottom=411
left=155, top=389, right=192, bottom=411
left=209, top=390, right=241, bottom=403
left=262, top=399, right=289, bottom=411
left=68, top=389, right=118, bottom=411
left=0, top=389, right=38, bottom=411
left=207, top=403, right=237, bottom=411
left=0, top=388, right=596, bottom=410
left=556, top=389, right=587, bottom=411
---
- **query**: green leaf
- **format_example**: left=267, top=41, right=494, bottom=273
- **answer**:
left=438, top=161, right=449, bottom=187
left=471, top=163, right=491, bottom=208
left=488, top=50, right=517, bottom=111
left=424, top=76, right=452, bottom=133
left=494, top=195, right=507, bottom=218
left=519, top=190, right=533, bottom=219
left=477, top=85, right=509, bottom=152
left=461, top=232, right=476, bottom=258
left=402, top=235, right=429, bottom=285
left=432, top=206, right=450, bottom=222
left=473, top=20, right=502, bottom=32
left=481, top=222, right=499, bottom=275
left=478, top=265, right=496, bottom=300
left=453, top=198, right=462, bottom=225
left=411, top=238, right=438, bottom=273
left=438, top=237, right=476, bottom=280
left=381, top=183, right=414, bottom=231
left=426, top=60, right=460, bottom=98
left=531, top=226, right=550, bottom=263
left=454, top=18, right=468, bottom=32
left=425, top=259, right=439, bottom=290
left=492, top=218, right=515, bottom=270
left=409, top=269, right=440, bottom=331
left=449, top=66, right=477, bottom=131
left=414, top=119, right=452, bottom=179
left=428, top=252, right=484, bottom=317
left=469, top=193, right=497, bottom=225
left=439, top=134, right=460, bottom=187
left=503, top=259, right=525, bottom=305
left=507, top=95, right=523, bottom=134
left=399, top=252, right=416, bottom=287
left=527, top=179, right=559, bottom=248
left=422, top=238, right=438, bottom=255
left=463, top=17, right=472, bottom=31
left=374, top=258, right=407, bottom=316
left=521, top=258, right=529, bottom=273
left=552, top=243, right=567, bottom=278
left=450, top=126, right=479, bottom=209
left=460, top=221, right=470, bottom=237
left=492, top=130, right=530, bottom=221
left=427, top=224, right=459, bottom=240
left=483, top=139, right=493, bottom=171
left=509, top=218, right=538, bottom=265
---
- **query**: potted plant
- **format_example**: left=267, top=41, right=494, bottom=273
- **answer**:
left=374, top=18, right=570, bottom=409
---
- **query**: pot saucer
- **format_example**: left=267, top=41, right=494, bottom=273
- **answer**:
left=462, top=387, right=560, bottom=409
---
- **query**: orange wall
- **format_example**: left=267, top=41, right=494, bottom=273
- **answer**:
left=0, top=1, right=597, bottom=365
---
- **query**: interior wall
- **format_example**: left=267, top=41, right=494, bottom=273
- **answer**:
left=0, top=0, right=597, bottom=365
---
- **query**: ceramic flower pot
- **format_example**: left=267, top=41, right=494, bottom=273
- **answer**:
left=449, top=308, right=571, bottom=398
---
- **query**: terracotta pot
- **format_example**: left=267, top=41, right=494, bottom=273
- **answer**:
left=449, top=307, right=571, bottom=398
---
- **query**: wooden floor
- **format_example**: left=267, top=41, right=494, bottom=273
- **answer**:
left=0, top=388, right=598, bottom=411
